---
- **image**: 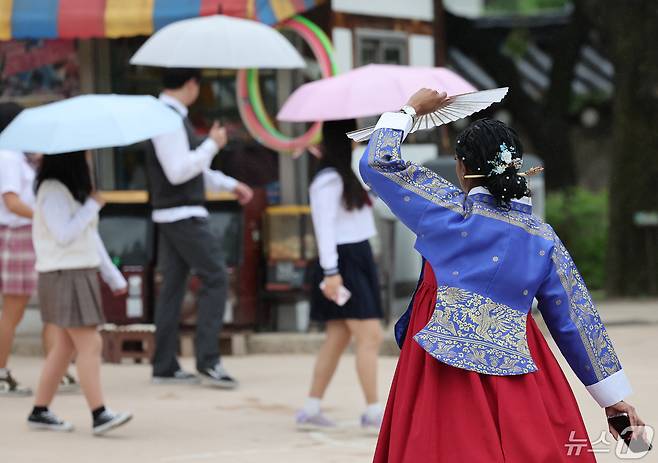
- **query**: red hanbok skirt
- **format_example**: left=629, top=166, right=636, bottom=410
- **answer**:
left=373, top=262, right=596, bottom=463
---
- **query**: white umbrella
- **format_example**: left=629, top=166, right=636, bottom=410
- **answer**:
left=0, top=94, right=183, bottom=154
left=130, top=15, right=305, bottom=69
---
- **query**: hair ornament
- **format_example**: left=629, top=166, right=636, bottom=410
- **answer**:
left=517, top=166, right=544, bottom=177
left=463, top=143, right=526, bottom=179
left=488, top=143, right=521, bottom=175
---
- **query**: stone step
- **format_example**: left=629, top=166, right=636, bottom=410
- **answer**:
left=11, top=331, right=402, bottom=358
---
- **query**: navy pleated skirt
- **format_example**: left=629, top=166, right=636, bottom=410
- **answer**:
left=311, top=240, right=383, bottom=321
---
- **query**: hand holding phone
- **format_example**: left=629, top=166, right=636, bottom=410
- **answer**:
left=608, top=413, right=653, bottom=453
left=319, top=280, right=351, bottom=306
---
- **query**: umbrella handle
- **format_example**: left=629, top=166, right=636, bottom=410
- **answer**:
left=86, top=150, right=98, bottom=190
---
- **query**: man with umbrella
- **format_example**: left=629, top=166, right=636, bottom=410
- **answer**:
left=147, top=68, right=253, bottom=388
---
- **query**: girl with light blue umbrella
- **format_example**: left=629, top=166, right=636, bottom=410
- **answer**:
left=0, top=94, right=182, bottom=435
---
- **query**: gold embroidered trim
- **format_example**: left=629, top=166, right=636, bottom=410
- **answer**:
left=370, top=129, right=465, bottom=215
left=550, top=239, right=622, bottom=380
left=413, top=286, right=537, bottom=376
left=369, top=129, right=555, bottom=241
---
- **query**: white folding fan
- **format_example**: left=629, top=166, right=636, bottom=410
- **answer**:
left=346, top=87, right=509, bottom=142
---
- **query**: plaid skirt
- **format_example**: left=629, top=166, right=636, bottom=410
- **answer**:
left=0, top=224, right=37, bottom=296
left=38, top=268, right=105, bottom=327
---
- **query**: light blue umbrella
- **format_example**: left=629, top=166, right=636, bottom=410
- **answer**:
left=0, top=94, right=183, bottom=154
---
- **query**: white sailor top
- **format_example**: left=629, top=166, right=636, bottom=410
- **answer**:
left=359, top=112, right=632, bottom=408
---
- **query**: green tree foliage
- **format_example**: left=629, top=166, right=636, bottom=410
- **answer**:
left=577, top=0, right=658, bottom=296
left=546, top=189, right=608, bottom=291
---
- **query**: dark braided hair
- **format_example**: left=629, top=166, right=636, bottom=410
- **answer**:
left=455, top=119, right=530, bottom=206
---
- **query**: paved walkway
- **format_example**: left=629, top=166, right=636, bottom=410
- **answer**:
left=1, top=302, right=657, bottom=462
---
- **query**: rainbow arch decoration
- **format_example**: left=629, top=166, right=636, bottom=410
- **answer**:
left=236, top=15, right=337, bottom=153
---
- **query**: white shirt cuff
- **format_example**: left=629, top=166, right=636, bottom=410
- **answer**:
left=223, top=176, right=239, bottom=192
left=85, top=197, right=102, bottom=213
left=586, top=369, right=633, bottom=407
left=374, top=112, right=414, bottom=141
left=0, top=186, right=19, bottom=195
left=200, top=138, right=219, bottom=157
left=107, top=269, right=127, bottom=292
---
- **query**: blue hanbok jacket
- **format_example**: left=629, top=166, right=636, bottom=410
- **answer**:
left=359, top=113, right=631, bottom=408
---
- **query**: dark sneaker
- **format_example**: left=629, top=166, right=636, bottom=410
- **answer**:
left=152, top=369, right=200, bottom=385
left=93, top=409, right=132, bottom=436
left=0, top=371, right=32, bottom=397
left=27, top=410, right=74, bottom=432
left=58, top=373, right=80, bottom=394
left=199, top=364, right=238, bottom=389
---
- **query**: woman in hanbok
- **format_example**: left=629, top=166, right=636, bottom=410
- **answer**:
left=360, top=89, right=646, bottom=462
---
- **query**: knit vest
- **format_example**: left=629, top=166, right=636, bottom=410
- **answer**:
left=33, top=180, right=100, bottom=273
left=146, top=111, right=206, bottom=209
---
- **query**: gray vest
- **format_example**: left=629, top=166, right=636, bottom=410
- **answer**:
left=146, top=110, right=206, bottom=209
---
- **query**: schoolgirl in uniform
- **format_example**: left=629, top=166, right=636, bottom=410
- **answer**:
left=297, top=120, right=384, bottom=430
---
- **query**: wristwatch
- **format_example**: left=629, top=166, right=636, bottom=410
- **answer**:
left=399, top=104, right=418, bottom=125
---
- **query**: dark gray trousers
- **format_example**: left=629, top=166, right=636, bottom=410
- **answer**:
left=152, top=217, right=227, bottom=376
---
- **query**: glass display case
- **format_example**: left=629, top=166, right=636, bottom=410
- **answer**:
left=263, top=205, right=316, bottom=261
left=262, top=205, right=316, bottom=291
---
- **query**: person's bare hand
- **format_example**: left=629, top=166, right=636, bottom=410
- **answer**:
left=90, top=191, right=106, bottom=209
left=406, top=88, right=449, bottom=117
left=321, top=274, right=343, bottom=302
left=606, top=401, right=646, bottom=440
left=208, top=121, right=228, bottom=150
left=233, top=182, right=254, bottom=205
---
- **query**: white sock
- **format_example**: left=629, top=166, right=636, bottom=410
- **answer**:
left=365, top=402, right=383, bottom=419
left=302, top=397, right=322, bottom=416
left=0, top=368, right=8, bottom=379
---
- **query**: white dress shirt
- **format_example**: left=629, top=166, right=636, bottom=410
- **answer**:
left=151, top=94, right=239, bottom=223
left=0, top=150, right=35, bottom=228
left=33, top=180, right=126, bottom=291
left=309, top=169, right=377, bottom=274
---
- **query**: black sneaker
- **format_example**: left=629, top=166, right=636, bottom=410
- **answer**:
left=152, top=369, right=200, bottom=385
left=58, top=373, right=80, bottom=394
left=27, top=410, right=74, bottom=432
left=199, top=364, right=238, bottom=389
left=0, top=371, right=32, bottom=397
left=93, top=409, right=132, bottom=436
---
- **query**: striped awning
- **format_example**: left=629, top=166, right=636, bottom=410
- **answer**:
left=0, top=0, right=324, bottom=41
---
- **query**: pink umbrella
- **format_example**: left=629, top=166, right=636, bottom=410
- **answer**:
left=277, top=64, right=477, bottom=122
